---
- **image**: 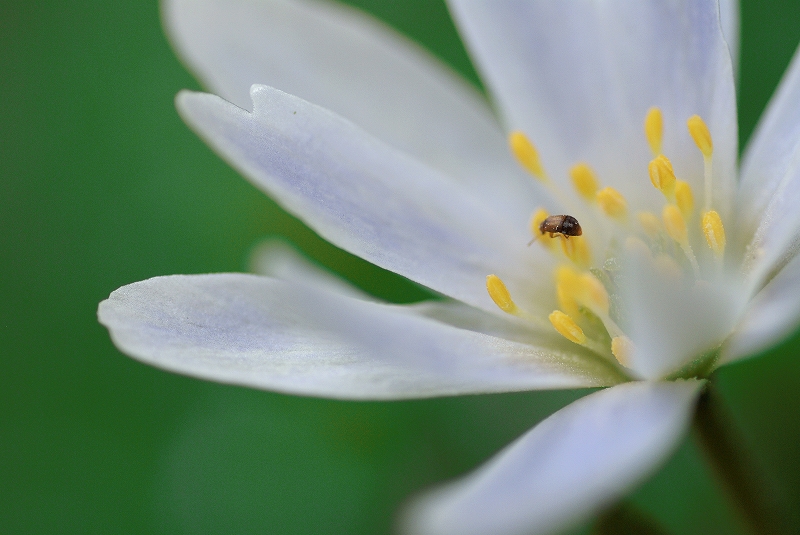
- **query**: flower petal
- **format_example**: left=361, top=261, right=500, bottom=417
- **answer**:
left=723, top=253, right=800, bottom=365
left=98, top=274, right=623, bottom=400
left=738, top=44, right=800, bottom=287
left=163, top=0, right=537, bottom=221
left=447, top=0, right=737, bottom=220
left=719, top=0, right=740, bottom=78
left=401, top=380, right=703, bottom=535
left=248, top=238, right=372, bottom=300
left=623, top=254, right=747, bottom=379
left=176, top=86, right=552, bottom=314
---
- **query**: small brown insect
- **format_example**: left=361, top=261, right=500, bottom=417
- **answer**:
left=539, top=215, right=582, bottom=239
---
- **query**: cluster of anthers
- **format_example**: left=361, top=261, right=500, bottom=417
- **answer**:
left=486, top=108, right=726, bottom=370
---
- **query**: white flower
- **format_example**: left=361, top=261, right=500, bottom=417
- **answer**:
left=98, top=0, right=800, bottom=533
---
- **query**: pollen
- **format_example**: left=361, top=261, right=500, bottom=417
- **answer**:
left=648, top=155, right=677, bottom=197
left=674, top=179, right=695, bottom=219
left=570, top=163, right=599, bottom=201
left=611, top=336, right=635, bottom=367
left=644, top=107, right=664, bottom=155
left=509, top=131, right=547, bottom=181
left=486, top=274, right=518, bottom=315
left=596, top=186, right=628, bottom=221
left=687, top=115, right=713, bottom=158
left=549, top=310, right=586, bottom=345
left=702, top=210, right=726, bottom=257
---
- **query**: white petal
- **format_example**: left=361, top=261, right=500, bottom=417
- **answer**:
left=448, top=0, right=738, bottom=220
left=723, top=252, right=800, bottom=365
left=176, top=86, right=552, bottom=314
left=248, top=238, right=372, bottom=300
left=402, top=380, right=703, bottom=535
left=622, top=251, right=747, bottom=379
left=98, top=274, right=624, bottom=400
left=248, top=240, right=570, bottom=349
left=738, top=44, right=800, bottom=288
left=163, top=0, right=537, bottom=221
left=719, top=0, right=740, bottom=78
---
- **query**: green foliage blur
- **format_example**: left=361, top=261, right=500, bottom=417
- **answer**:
left=2, top=1, right=799, bottom=533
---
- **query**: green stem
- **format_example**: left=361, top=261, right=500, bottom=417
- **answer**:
left=692, top=382, right=789, bottom=535
left=593, top=502, right=672, bottom=535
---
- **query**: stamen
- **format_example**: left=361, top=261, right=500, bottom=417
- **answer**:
left=648, top=155, right=677, bottom=198
left=548, top=310, right=586, bottom=345
left=530, top=209, right=558, bottom=251
left=637, top=211, right=662, bottom=239
left=675, top=179, right=695, bottom=220
left=662, top=204, right=700, bottom=278
left=559, top=235, right=592, bottom=268
left=687, top=115, right=713, bottom=158
left=509, top=131, right=547, bottom=181
left=596, top=187, right=628, bottom=221
left=662, top=204, right=687, bottom=245
left=702, top=210, right=726, bottom=259
left=555, top=266, right=582, bottom=319
left=570, top=163, right=599, bottom=202
left=486, top=274, right=519, bottom=315
left=644, top=107, right=664, bottom=155
left=577, top=272, right=610, bottom=316
left=687, top=115, right=714, bottom=212
left=611, top=336, right=635, bottom=367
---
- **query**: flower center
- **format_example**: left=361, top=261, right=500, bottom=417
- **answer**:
left=487, top=108, right=727, bottom=370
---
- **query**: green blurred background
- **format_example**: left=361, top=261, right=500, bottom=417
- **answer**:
left=2, top=0, right=800, bottom=533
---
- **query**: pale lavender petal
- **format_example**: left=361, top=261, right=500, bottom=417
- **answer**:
left=163, top=0, right=538, bottom=221
left=402, top=380, right=703, bottom=535
left=738, top=44, right=800, bottom=289
left=98, top=274, right=624, bottom=400
left=248, top=238, right=372, bottom=300
left=448, top=0, right=737, bottom=221
left=723, top=252, right=800, bottom=365
left=176, top=86, right=554, bottom=314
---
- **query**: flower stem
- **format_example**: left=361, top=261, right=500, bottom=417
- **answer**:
left=593, top=502, right=672, bottom=535
left=692, top=382, right=789, bottom=534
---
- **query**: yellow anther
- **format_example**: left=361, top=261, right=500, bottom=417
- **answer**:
left=702, top=210, right=726, bottom=257
left=549, top=310, right=586, bottom=345
left=530, top=209, right=558, bottom=252
left=596, top=186, right=628, bottom=221
left=687, top=115, right=713, bottom=158
left=486, top=274, right=518, bottom=315
left=555, top=266, right=582, bottom=319
left=662, top=204, right=688, bottom=246
left=560, top=235, right=592, bottom=268
left=675, top=179, right=695, bottom=219
left=644, top=107, right=664, bottom=155
left=611, top=336, right=635, bottom=367
left=569, top=163, right=599, bottom=201
left=663, top=205, right=701, bottom=277
left=637, top=211, right=662, bottom=239
left=577, top=272, right=610, bottom=315
left=509, top=131, right=547, bottom=181
left=648, top=155, right=677, bottom=197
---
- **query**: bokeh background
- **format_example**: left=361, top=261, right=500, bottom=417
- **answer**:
left=3, top=0, right=800, bottom=533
